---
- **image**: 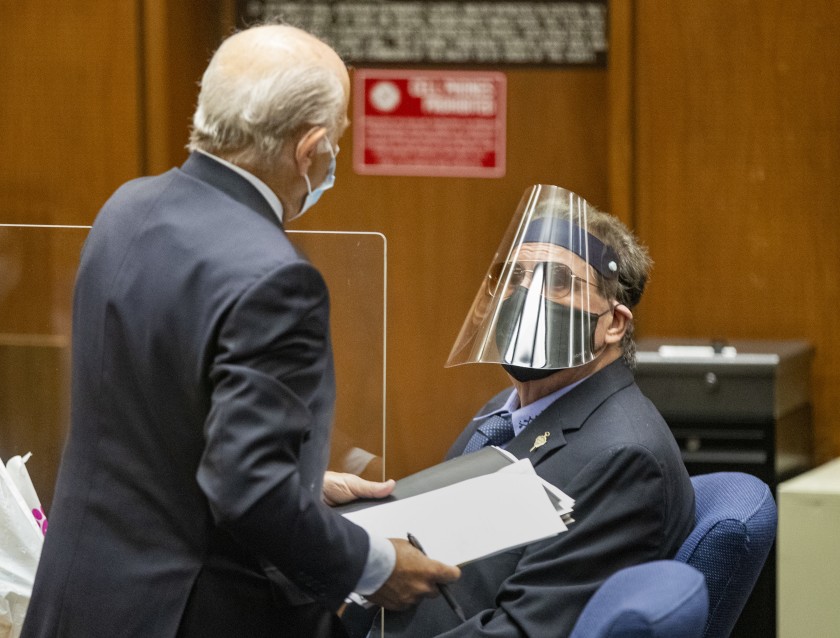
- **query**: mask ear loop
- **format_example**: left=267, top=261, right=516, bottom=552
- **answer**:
left=587, top=302, right=620, bottom=357
left=303, top=138, right=336, bottom=193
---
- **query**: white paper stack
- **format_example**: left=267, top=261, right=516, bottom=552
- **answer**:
left=343, top=458, right=568, bottom=566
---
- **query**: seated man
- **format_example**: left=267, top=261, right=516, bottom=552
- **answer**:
left=381, top=185, right=695, bottom=636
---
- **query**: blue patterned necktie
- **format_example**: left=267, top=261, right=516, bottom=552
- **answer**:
left=462, top=413, right=515, bottom=455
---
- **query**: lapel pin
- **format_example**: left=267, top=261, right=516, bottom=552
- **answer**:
left=530, top=431, right=551, bottom=453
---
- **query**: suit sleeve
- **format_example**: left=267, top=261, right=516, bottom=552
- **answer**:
left=196, top=260, right=369, bottom=610
left=436, top=444, right=670, bottom=637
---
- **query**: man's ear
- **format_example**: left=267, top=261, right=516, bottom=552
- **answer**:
left=604, top=304, right=633, bottom=345
left=294, top=126, right=328, bottom=177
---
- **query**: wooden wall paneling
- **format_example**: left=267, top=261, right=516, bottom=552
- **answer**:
left=0, top=1, right=143, bottom=226
left=293, top=67, right=610, bottom=478
left=606, top=0, right=635, bottom=225
left=630, top=2, right=840, bottom=463
left=0, top=336, right=70, bottom=514
left=0, top=226, right=87, bottom=511
left=0, top=0, right=610, bottom=491
left=0, top=0, right=236, bottom=506
left=0, top=2, right=145, bottom=507
left=141, top=0, right=234, bottom=175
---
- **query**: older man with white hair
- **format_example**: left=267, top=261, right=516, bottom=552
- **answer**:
left=22, top=24, right=458, bottom=638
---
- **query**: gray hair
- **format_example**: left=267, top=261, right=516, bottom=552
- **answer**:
left=581, top=207, right=653, bottom=368
left=188, top=46, right=345, bottom=170
left=539, top=200, right=653, bottom=368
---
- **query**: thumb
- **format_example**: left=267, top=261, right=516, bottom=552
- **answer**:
left=435, top=560, right=461, bottom=583
left=350, top=476, right=395, bottom=499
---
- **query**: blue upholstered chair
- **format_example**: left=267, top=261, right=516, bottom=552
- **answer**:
left=569, top=560, right=708, bottom=638
left=570, top=472, right=776, bottom=638
left=676, top=472, right=777, bottom=638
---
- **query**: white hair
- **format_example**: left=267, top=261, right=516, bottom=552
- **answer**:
left=188, top=47, right=345, bottom=170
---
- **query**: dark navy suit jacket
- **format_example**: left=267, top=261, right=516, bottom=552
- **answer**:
left=382, top=359, right=695, bottom=637
left=23, top=153, right=368, bottom=637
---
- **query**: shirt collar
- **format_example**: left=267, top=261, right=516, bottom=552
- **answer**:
left=196, top=149, right=285, bottom=224
left=474, top=377, right=589, bottom=438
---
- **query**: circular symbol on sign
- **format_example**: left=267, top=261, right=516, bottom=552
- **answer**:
left=369, top=81, right=401, bottom=113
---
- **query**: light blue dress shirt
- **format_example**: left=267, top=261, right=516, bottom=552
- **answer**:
left=473, top=378, right=588, bottom=442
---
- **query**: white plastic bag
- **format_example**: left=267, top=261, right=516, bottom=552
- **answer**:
left=5, top=455, right=46, bottom=536
left=0, top=455, right=44, bottom=638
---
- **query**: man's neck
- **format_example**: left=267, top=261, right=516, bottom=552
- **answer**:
left=214, top=150, right=302, bottom=223
left=513, top=347, right=622, bottom=407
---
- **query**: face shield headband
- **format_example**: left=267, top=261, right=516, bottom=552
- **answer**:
left=521, top=218, right=619, bottom=281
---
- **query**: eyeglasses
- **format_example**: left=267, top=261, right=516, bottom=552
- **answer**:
left=487, top=261, right=601, bottom=299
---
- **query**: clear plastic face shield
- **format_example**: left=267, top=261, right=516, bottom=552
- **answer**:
left=446, top=185, right=620, bottom=379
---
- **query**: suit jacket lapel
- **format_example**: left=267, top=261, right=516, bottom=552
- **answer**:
left=506, top=360, right=636, bottom=465
left=179, top=152, right=282, bottom=229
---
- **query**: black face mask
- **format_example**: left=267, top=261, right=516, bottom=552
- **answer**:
left=495, top=286, right=603, bottom=382
left=501, top=363, right=559, bottom=382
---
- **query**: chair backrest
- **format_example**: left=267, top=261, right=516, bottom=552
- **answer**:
left=569, top=560, right=708, bottom=638
left=675, top=472, right=777, bottom=638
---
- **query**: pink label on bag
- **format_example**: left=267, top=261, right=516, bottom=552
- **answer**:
left=32, top=507, right=48, bottom=535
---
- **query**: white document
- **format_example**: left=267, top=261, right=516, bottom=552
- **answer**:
left=343, top=459, right=566, bottom=566
left=492, top=447, right=575, bottom=517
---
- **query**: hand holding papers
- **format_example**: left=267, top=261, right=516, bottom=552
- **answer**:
left=342, top=456, right=573, bottom=566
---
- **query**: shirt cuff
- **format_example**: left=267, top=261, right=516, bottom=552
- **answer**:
left=353, top=531, right=396, bottom=596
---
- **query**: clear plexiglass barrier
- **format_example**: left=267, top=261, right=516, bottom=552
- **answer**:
left=0, top=225, right=386, bottom=513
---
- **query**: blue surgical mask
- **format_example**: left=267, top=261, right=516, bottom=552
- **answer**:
left=293, top=138, right=337, bottom=221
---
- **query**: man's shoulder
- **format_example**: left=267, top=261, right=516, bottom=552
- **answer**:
left=579, top=376, right=670, bottom=442
left=97, top=168, right=176, bottom=209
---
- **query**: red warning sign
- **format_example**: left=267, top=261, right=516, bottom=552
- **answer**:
left=353, top=69, right=506, bottom=178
